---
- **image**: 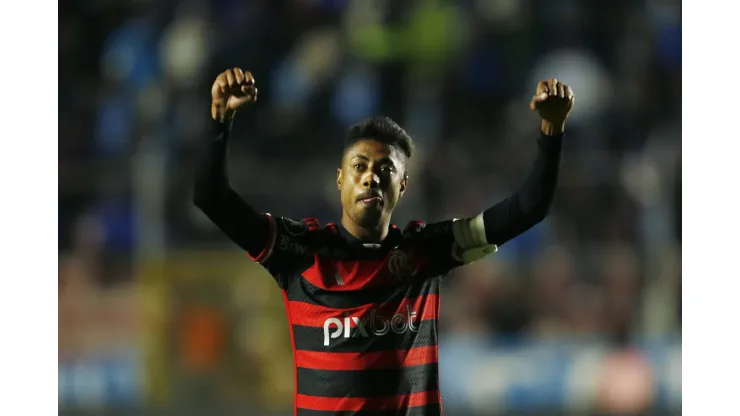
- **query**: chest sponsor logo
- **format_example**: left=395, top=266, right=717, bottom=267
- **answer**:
left=323, top=307, right=419, bottom=346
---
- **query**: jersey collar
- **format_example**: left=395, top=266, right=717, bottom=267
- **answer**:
left=337, top=223, right=401, bottom=250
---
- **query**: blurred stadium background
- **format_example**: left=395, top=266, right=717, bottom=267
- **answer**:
left=58, top=0, right=681, bottom=414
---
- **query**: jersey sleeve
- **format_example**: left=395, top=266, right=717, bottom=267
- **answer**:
left=408, top=218, right=498, bottom=275
left=250, top=214, right=317, bottom=287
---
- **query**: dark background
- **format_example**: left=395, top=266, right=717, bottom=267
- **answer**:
left=58, top=0, right=681, bottom=414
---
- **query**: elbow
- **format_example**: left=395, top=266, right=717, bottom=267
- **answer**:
left=534, top=201, right=554, bottom=223
left=192, top=190, right=214, bottom=211
left=533, top=199, right=554, bottom=221
left=530, top=209, right=549, bottom=228
left=519, top=198, right=554, bottom=227
left=192, top=179, right=225, bottom=211
left=192, top=194, right=205, bottom=209
left=193, top=185, right=231, bottom=214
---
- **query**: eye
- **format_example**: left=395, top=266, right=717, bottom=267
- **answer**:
left=380, top=165, right=395, bottom=173
left=353, top=163, right=365, bottom=171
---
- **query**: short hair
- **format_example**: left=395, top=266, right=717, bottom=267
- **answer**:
left=344, top=116, right=415, bottom=160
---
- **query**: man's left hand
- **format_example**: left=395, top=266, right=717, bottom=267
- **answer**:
left=530, top=78, right=575, bottom=136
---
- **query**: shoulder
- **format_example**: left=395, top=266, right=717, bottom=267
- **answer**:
left=401, top=220, right=454, bottom=240
left=267, top=216, right=335, bottom=257
left=272, top=216, right=327, bottom=235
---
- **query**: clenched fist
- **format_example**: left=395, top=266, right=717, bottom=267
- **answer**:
left=211, top=68, right=258, bottom=121
left=530, top=79, right=575, bottom=136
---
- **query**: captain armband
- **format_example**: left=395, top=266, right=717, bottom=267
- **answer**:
left=451, top=214, right=498, bottom=264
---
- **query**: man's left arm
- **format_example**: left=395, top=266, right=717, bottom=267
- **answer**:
left=446, top=79, right=575, bottom=264
left=455, top=128, right=562, bottom=251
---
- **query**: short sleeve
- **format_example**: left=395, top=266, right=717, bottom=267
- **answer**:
left=250, top=214, right=316, bottom=287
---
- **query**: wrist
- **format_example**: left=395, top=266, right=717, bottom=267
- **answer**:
left=541, top=120, right=565, bottom=136
left=210, top=114, right=234, bottom=138
left=211, top=105, right=237, bottom=122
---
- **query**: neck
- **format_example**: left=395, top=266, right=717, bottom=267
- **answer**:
left=341, top=213, right=390, bottom=242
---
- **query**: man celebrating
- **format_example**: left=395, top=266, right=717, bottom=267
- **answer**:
left=194, top=67, right=574, bottom=415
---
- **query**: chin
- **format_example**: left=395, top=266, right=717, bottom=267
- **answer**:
left=355, top=208, right=383, bottom=228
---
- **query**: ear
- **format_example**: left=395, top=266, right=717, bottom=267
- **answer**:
left=337, top=167, right=343, bottom=191
left=399, top=173, right=408, bottom=195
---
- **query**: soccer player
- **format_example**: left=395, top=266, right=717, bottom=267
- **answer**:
left=194, top=68, right=574, bottom=416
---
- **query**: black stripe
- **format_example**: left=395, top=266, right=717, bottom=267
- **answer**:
left=297, top=363, right=438, bottom=397
left=286, top=275, right=440, bottom=310
left=296, top=404, right=441, bottom=416
left=292, top=319, right=438, bottom=353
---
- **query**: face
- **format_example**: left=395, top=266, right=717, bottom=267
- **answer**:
left=337, top=139, right=408, bottom=228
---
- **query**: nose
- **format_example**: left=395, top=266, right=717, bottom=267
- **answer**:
left=362, top=171, right=380, bottom=189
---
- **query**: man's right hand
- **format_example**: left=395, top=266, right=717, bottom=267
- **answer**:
left=211, top=68, right=258, bottom=121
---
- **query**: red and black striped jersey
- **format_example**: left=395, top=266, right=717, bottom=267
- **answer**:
left=194, top=119, right=563, bottom=415
left=251, top=215, right=465, bottom=416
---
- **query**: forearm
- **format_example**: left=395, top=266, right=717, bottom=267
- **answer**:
left=193, top=120, right=233, bottom=206
left=481, top=132, right=563, bottom=246
left=193, top=119, right=270, bottom=254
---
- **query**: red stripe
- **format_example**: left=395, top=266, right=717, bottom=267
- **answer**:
left=303, top=217, right=320, bottom=231
left=288, top=294, right=439, bottom=327
left=303, top=257, right=390, bottom=290
left=295, top=346, right=438, bottom=370
left=437, top=291, right=443, bottom=414
left=296, top=391, right=439, bottom=411
left=249, top=213, right=276, bottom=263
left=281, top=291, right=299, bottom=416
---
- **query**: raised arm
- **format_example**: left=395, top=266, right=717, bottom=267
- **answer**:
left=451, top=79, right=575, bottom=254
left=192, top=68, right=269, bottom=257
left=480, top=128, right=562, bottom=246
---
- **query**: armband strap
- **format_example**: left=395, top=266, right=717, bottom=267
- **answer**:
left=452, top=213, right=488, bottom=249
left=452, top=243, right=498, bottom=263
left=451, top=214, right=497, bottom=263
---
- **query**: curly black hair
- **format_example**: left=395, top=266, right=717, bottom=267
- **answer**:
left=344, top=116, right=414, bottom=160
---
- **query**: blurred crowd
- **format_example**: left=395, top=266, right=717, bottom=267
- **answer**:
left=59, top=0, right=681, bottom=412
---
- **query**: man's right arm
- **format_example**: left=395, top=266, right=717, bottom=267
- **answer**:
left=192, top=118, right=272, bottom=259
left=195, top=68, right=272, bottom=260
left=195, top=68, right=318, bottom=282
left=194, top=68, right=316, bottom=280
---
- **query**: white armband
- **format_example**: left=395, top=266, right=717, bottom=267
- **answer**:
left=451, top=214, right=498, bottom=263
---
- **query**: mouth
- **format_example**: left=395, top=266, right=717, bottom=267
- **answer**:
left=357, top=193, right=383, bottom=205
